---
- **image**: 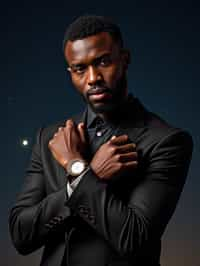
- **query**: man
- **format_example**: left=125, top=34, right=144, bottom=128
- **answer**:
left=9, top=15, right=193, bottom=266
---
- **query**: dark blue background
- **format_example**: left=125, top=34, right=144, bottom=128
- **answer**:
left=1, top=1, right=199, bottom=265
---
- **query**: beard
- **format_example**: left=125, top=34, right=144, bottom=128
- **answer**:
left=82, top=74, right=127, bottom=114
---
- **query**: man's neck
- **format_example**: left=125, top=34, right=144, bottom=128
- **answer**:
left=97, top=93, right=130, bottom=123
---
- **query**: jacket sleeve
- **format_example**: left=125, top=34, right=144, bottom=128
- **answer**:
left=65, top=130, right=193, bottom=257
left=9, top=128, right=71, bottom=255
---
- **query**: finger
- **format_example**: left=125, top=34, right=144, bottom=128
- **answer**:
left=66, top=119, right=74, bottom=127
left=122, top=161, right=138, bottom=170
left=109, top=134, right=129, bottom=145
left=78, top=122, right=86, bottom=143
left=63, top=126, right=69, bottom=144
left=116, top=143, right=136, bottom=153
left=64, top=120, right=76, bottom=137
left=66, top=119, right=80, bottom=137
left=117, top=152, right=138, bottom=162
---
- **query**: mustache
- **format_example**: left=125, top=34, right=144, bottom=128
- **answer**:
left=87, top=85, right=112, bottom=96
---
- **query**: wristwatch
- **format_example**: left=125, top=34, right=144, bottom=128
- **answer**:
left=67, top=159, right=88, bottom=177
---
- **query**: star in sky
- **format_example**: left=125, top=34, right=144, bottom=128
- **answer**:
left=20, top=138, right=29, bottom=147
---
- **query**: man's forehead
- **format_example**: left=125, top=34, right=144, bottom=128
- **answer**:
left=65, top=32, right=117, bottom=63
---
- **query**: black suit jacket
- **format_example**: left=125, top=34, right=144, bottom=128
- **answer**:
left=9, top=98, right=193, bottom=266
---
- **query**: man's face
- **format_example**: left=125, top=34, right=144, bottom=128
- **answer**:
left=64, top=32, right=129, bottom=114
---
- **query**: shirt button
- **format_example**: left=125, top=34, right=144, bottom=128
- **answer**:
left=96, top=131, right=102, bottom=137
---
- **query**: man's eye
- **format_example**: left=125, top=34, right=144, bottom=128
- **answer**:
left=99, top=57, right=112, bottom=66
left=73, top=66, right=86, bottom=74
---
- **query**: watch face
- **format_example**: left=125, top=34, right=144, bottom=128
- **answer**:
left=71, top=161, right=85, bottom=175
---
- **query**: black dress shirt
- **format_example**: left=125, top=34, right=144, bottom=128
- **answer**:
left=85, top=93, right=134, bottom=157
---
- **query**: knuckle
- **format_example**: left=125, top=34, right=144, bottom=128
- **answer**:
left=48, top=140, right=53, bottom=147
left=110, top=146, right=116, bottom=155
left=67, top=122, right=72, bottom=128
left=66, top=119, right=72, bottom=126
left=115, top=154, right=121, bottom=161
left=123, top=134, right=128, bottom=140
left=68, top=119, right=73, bottom=125
left=113, top=147, right=118, bottom=155
left=117, top=162, right=123, bottom=170
left=107, top=139, right=113, bottom=146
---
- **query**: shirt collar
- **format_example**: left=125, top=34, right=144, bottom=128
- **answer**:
left=86, top=104, right=99, bottom=129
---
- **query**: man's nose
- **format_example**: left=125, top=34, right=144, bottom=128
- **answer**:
left=87, top=65, right=103, bottom=86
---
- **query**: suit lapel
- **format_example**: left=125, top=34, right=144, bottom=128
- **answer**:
left=113, top=96, right=149, bottom=144
left=115, top=125, right=147, bottom=145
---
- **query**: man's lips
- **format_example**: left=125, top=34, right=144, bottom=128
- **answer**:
left=87, top=87, right=112, bottom=101
left=89, top=92, right=112, bottom=101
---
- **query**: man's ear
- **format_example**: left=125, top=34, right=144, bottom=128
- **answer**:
left=121, top=49, right=131, bottom=70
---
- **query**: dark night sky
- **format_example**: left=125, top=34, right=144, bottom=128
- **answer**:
left=1, top=1, right=200, bottom=266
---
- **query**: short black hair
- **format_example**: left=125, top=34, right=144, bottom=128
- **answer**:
left=63, top=15, right=124, bottom=52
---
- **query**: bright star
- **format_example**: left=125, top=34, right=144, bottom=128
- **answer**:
left=21, top=139, right=29, bottom=147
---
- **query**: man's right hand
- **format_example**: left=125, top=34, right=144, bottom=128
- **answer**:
left=90, top=134, right=138, bottom=180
